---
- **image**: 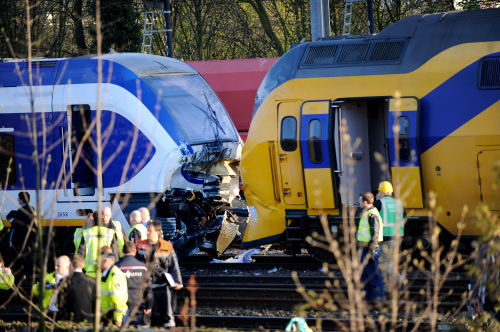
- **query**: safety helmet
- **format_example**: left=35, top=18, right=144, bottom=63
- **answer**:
left=378, top=181, right=393, bottom=194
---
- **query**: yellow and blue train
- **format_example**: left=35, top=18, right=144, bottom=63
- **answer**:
left=240, top=9, right=500, bottom=252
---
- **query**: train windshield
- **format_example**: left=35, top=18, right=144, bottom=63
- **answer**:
left=143, top=73, right=238, bottom=144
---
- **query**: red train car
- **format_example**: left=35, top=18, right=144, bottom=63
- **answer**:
left=188, top=58, right=278, bottom=141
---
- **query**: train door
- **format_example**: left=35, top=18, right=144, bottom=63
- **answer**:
left=55, top=104, right=98, bottom=202
left=277, top=102, right=305, bottom=205
left=477, top=149, right=500, bottom=211
left=386, top=97, right=424, bottom=208
left=299, top=101, right=337, bottom=209
left=336, top=101, right=372, bottom=206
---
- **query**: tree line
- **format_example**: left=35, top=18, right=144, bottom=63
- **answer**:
left=0, top=0, right=498, bottom=60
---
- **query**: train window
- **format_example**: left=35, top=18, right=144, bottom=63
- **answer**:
left=280, top=117, right=297, bottom=151
left=397, top=116, right=411, bottom=162
left=308, top=119, right=323, bottom=163
left=143, top=74, right=238, bottom=144
left=0, top=134, right=16, bottom=185
left=69, top=105, right=95, bottom=195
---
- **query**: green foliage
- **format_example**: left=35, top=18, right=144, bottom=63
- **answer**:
left=1, top=1, right=497, bottom=60
left=86, top=0, right=142, bottom=53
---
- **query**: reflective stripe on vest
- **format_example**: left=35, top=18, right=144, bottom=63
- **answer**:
left=33, top=272, right=56, bottom=309
left=380, top=197, right=404, bottom=236
left=357, top=207, right=383, bottom=242
left=127, top=223, right=147, bottom=241
left=101, top=266, right=128, bottom=323
left=73, top=228, right=83, bottom=252
left=111, top=220, right=125, bottom=250
left=83, top=226, right=114, bottom=266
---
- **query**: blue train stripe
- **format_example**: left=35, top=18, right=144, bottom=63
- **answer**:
left=420, top=52, right=500, bottom=153
left=0, top=110, right=155, bottom=190
left=0, top=59, right=186, bottom=145
left=57, top=59, right=186, bottom=145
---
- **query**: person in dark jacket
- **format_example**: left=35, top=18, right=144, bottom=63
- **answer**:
left=136, top=221, right=182, bottom=328
left=6, top=192, right=36, bottom=273
left=6, top=192, right=36, bottom=253
left=58, top=254, right=96, bottom=323
left=116, top=241, right=152, bottom=327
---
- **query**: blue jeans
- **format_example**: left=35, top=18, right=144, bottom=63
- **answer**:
left=360, top=246, right=385, bottom=301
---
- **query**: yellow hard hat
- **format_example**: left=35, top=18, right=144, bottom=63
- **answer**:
left=378, top=181, right=393, bottom=194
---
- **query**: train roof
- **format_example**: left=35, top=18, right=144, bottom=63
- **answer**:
left=0, top=53, right=198, bottom=87
left=254, top=8, right=500, bottom=112
left=97, top=53, right=197, bottom=76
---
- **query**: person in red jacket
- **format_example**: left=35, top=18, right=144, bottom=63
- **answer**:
left=136, top=221, right=182, bottom=328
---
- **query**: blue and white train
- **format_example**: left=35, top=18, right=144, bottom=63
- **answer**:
left=0, top=53, right=243, bottom=255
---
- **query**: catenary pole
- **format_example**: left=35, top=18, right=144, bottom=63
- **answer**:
left=164, top=0, right=173, bottom=57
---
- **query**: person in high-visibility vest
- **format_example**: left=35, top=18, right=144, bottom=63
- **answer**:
left=77, top=211, right=117, bottom=276
left=357, top=192, right=385, bottom=302
left=0, top=256, right=14, bottom=290
left=127, top=210, right=147, bottom=244
left=0, top=213, right=4, bottom=232
left=103, top=207, right=126, bottom=257
left=100, top=246, right=128, bottom=327
left=33, top=255, right=70, bottom=311
left=374, top=181, right=405, bottom=285
left=73, top=212, right=95, bottom=253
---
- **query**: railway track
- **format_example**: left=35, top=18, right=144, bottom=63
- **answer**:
left=188, top=314, right=454, bottom=331
left=181, top=253, right=323, bottom=271
left=181, top=273, right=470, bottom=314
left=0, top=312, right=452, bottom=331
left=0, top=254, right=472, bottom=331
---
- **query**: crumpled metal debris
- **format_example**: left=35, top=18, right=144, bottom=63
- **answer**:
left=216, top=211, right=240, bottom=255
left=210, top=248, right=262, bottom=263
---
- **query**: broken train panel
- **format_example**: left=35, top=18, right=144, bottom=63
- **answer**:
left=0, top=53, right=247, bottom=256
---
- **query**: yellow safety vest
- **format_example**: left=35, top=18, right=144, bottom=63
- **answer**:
left=357, top=207, right=383, bottom=242
left=33, top=272, right=57, bottom=309
left=111, top=220, right=125, bottom=258
left=0, top=214, right=4, bottom=231
left=73, top=227, right=83, bottom=253
left=127, top=223, right=147, bottom=242
left=101, top=265, right=128, bottom=324
left=82, top=226, right=115, bottom=274
left=0, top=269, right=14, bottom=290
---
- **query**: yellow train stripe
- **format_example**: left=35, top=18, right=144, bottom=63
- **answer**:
left=2, top=219, right=84, bottom=227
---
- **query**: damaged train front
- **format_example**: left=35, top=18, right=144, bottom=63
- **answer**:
left=144, top=68, right=248, bottom=257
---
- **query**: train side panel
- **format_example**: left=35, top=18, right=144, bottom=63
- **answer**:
left=242, top=37, right=500, bottom=246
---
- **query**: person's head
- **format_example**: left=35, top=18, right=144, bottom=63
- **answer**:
left=100, top=246, right=115, bottom=270
left=103, top=207, right=112, bottom=225
left=122, top=241, right=137, bottom=256
left=359, top=192, right=374, bottom=208
left=377, top=181, right=393, bottom=199
left=139, top=207, right=150, bottom=222
left=18, top=191, right=30, bottom=204
left=147, top=221, right=162, bottom=244
left=71, top=254, right=85, bottom=271
left=84, top=212, right=95, bottom=228
left=93, top=211, right=104, bottom=226
left=129, top=210, right=142, bottom=227
left=55, top=255, right=71, bottom=276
